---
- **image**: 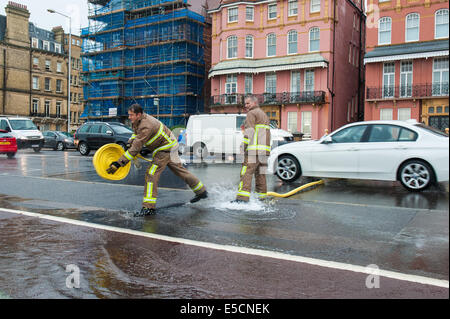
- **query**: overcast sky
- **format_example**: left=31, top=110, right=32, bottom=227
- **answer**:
left=0, top=0, right=89, bottom=35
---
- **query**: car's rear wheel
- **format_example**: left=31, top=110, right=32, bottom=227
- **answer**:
left=7, top=153, right=15, bottom=159
left=276, top=155, right=302, bottom=182
left=117, top=142, right=126, bottom=150
left=399, top=159, right=434, bottom=192
left=78, top=142, right=90, bottom=156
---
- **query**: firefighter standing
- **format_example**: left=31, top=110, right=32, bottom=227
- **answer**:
left=235, top=95, right=271, bottom=202
left=106, top=104, right=208, bottom=216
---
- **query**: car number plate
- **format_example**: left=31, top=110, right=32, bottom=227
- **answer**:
left=0, top=141, right=10, bottom=145
left=32, top=144, right=39, bottom=147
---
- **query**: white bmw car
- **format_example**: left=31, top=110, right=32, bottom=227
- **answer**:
left=268, top=120, right=449, bottom=192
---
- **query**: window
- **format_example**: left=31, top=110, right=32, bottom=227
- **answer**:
left=45, top=78, right=51, bottom=91
left=368, top=125, right=397, bottom=142
left=288, top=0, right=298, bottom=16
left=291, top=71, right=301, bottom=94
left=225, top=74, right=237, bottom=104
left=380, top=108, right=393, bottom=120
left=400, top=61, right=413, bottom=97
left=228, top=7, right=238, bottom=23
left=44, top=100, right=50, bottom=117
left=246, top=6, right=254, bottom=21
left=287, top=112, right=298, bottom=133
left=309, top=27, right=320, bottom=52
left=398, top=108, right=411, bottom=121
left=57, top=62, right=62, bottom=73
left=45, top=60, right=51, bottom=71
left=288, top=30, right=298, bottom=54
left=406, top=13, right=420, bottom=42
left=378, top=17, right=392, bottom=45
left=268, top=3, right=277, bottom=20
left=245, top=74, right=253, bottom=94
left=432, top=58, right=449, bottom=96
left=332, top=125, right=367, bottom=143
left=267, top=33, right=276, bottom=57
left=77, top=40, right=81, bottom=46
left=301, top=111, right=312, bottom=137
left=435, top=9, right=449, bottom=39
left=32, top=99, right=39, bottom=114
left=32, top=76, right=39, bottom=90
left=54, top=43, right=61, bottom=53
left=265, top=73, right=277, bottom=94
left=304, top=69, right=314, bottom=92
left=32, top=38, right=38, bottom=48
left=43, top=41, right=50, bottom=51
left=56, top=101, right=61, bottom=118
left=56, top=79, right=62, bottom=93
left=227, top=35, right=238, bottom=59
left=310, top=0, right=321, bottom=13
left=32, top=57, right=39, bottom=68
left=245, top=35, right=254, bottom=58
left=383, top=63, right=395, bottom=98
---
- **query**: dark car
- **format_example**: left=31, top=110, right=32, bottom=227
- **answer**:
left=0, top=129, right=17, bottom=158
left=43, top=131, right=76, bottom=151
left=73, top=122, right=133, bottom=156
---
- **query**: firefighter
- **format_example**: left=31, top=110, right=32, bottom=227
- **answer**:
left=106, top=104, right=208, bottom=216
left=234, top=95, right=271, bottom=202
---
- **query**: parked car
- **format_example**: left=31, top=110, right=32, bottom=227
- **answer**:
left=0, top=116, right=44, bottom=152
left=0, top=129, right=17, bottom=158
left=185, top=114, right=293, bottom=158
left=73, top=122, right=133, bottom=156
left=43, top=131, right=76, bottom=151
left=267, top=120, right=449, bottom=192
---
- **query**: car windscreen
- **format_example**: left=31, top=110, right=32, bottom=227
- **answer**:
left=414, top=123, right=449, bottom=137
left=9, top=119, right=38, bottom=130
left=111, top=125, right=133, bottom=134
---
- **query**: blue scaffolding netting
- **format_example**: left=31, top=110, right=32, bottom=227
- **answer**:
left=81, top=0, right=205, bottom=128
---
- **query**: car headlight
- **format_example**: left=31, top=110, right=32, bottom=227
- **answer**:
left=64, top=139, right=70, bottom=143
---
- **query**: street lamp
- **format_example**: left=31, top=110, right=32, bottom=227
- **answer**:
left=47, top=9, right=71, bottom=133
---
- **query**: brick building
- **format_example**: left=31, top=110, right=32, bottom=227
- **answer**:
left=208, top=0, right=366, bottom=139
left=364, top=0, right=449, bottom=132
left=0, top=1, right=79, bottom=132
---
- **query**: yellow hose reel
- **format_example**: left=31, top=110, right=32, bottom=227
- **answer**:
left=93, top=143, right=131, bottom=181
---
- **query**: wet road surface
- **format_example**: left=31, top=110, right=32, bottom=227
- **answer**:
left=0, top=149, right=448, bottom=300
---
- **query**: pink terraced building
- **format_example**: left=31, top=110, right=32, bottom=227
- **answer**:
left=207, top=0, right=365, bottom=139
left=364, top=0, right=449, bottom=132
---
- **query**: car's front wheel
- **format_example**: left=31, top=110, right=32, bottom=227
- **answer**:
left=276, top=154, right=302, bottom=183
left=398, top=159, right=434, bottom=192
left=78, top=142, right=90, bottom=156
left=56, top=142, right=65, bottom=151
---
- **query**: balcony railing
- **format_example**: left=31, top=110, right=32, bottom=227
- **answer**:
left=30, top=113, right=68, bottom=120
left=366, top=83, right=449, bottom=100
left=210, top=91, right=326, bottom=107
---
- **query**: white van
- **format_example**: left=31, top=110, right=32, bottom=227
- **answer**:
left=0, top=116, right=44, bottom=152
left=185, top=114, right=293, bottom=158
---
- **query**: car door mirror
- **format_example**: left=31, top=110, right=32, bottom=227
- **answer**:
left=322, top=136, right=333, bottom=144
left=106, top=130, right=113, bottom=136
left=5, top=126, right=11, bottom=132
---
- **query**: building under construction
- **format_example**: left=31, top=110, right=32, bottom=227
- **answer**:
left=81, top=0, right=210, bottom=128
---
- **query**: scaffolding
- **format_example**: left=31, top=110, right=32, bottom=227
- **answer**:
left=81, top=0, right=206, bottom=127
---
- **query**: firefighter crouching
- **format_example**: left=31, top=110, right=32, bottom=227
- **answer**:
left=234, top=95, right=271, bottom=203
left=106, top=104, right=208, bottom=216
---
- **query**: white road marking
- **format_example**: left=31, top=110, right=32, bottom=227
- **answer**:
left=1, top=207, right=448, bottom=289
